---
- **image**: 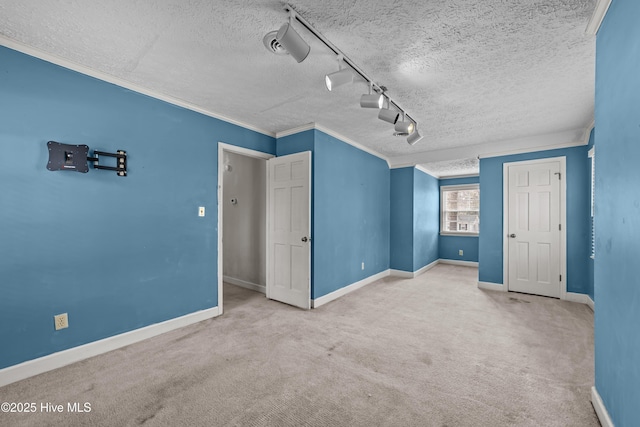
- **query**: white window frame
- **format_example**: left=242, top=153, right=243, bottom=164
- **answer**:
left=440, top=184, right=480, bottom=236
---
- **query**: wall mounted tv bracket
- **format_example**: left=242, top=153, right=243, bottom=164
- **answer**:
left=46, top=141, right=127, bottom=176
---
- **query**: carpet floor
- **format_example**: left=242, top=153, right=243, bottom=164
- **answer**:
left=0, top=264, right=598, bottom=426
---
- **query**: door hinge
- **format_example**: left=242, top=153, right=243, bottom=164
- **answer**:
left=559, top=224, right=561, bottom=231
left=554, top=172, right=561, bottom=180
left=560, top=274, right=562, bottom=282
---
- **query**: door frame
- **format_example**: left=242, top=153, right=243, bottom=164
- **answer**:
left=217, top=142, right=274, bottom=315
left=502, top=156, right=567, bottom=299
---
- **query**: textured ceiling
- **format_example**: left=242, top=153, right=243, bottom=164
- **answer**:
left=0, top=0, right=596, bottom=176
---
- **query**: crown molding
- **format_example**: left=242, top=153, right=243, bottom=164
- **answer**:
left=388, top=127, right=588, bottom=167
left=585, top=0, right=613, bottom=35
left=0, top=36, right=275, bottom=138
left=438, top=173, right=480, bottom=180
left=276, top=123, right=391, bottom=166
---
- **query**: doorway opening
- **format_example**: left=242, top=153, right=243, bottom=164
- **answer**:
left=217, top=143, right=273, bottom=314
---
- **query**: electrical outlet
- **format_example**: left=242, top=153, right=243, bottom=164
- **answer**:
left=198, top=206, right=205, bottom=217
left=54, top=313, right=68, bottom=330
left=361, top=262, right=365, bottom=270
left=459, top=249, right=464, bottom=256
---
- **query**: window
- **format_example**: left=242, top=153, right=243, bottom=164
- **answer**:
left=589, top=147, right=595, bottom=258
left=440, top=184, right=480, bottom=235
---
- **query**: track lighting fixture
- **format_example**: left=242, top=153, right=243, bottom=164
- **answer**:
left=267, top=3, right=422, bottom=145
left=378, top=98, right=399, bottom=124
left=407, top=128, right=423, bottom=146
left=276, top=21, right=310, bottom=63
left=394, top=112, right=415, bottom=136
left=360, top=83, right=383, bottom=108
left=325, top=66, right=353, bottom=91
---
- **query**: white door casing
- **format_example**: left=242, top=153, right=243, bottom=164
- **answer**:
left=266, top=151, right=312, bottom=309
left=504, top=158, right=565, bottom=298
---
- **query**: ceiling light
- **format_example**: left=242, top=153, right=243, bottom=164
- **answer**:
left=276, top=22, right=310, bottom=63
left=407, top=128, right=423, bottom=145
left=325, top=68, right=353, bottom=91
left=378, top=98, right=399, bottom=124
left=394, top=118, right=415, bottom=136
left=360, top=83, right=383, bottom=108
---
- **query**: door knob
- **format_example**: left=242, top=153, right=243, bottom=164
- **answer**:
left=509, top=234, right=516, bottom=238
left=301, top=236, right=309, bottom=242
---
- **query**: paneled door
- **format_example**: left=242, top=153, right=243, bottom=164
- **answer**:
left=266, top=151, right=311, bottom=309
left=507, top=160, right=561, bottom=298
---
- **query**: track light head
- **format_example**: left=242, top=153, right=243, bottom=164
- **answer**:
left=325, top=68, right=353, bottom=91
left=407, top=129, right=423, bottom=145
left=394, top=120, right=415, bottom=136
left=276, top=22, right=310, bottom=63
left=360, top=93, right=383, bottom=109
left=378, top=108, right=399, bottom=124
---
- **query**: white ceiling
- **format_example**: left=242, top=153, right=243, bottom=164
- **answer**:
left=0, top=0, right=596, bottom=177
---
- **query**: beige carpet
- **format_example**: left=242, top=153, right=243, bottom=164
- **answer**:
left=0, top=264, right=597, bottom=426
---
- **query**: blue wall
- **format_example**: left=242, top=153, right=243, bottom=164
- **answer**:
left=0, top=46, right=275, bottom=369
left=277, top=130, right=390, bottom=299
left=390, top=167, right=439, bottom=272
left=413, top=169, right=440, bottom=270
left=438, top=176, right=480, bottom=262
left=478, top=146, right=591, bottom=295
left=390, top=168, right=414, bottom=272
left=594, top=0, right=640, bottom=424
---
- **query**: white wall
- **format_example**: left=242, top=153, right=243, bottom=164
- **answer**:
left=222, top=151, right=266, bottom=287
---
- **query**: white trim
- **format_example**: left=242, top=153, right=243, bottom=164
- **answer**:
left=275, top=123, right=316, bottom=138
left=0, top=307, right=220, bottom=388
left=565, top=292, right=595, bottom=311
left=390, top=269, right=416, bottom=278
left=0, top=36, right=274, bottom=138
left=438, top=173, right=480, bottom=180
left=311, top=270, right=390, bottom=308
left=479, top=140, right=585, bottom=160
left=438, top=259, right=479, bottom=268
left=389, top=128, right=586, bottom=168
left=477, top=281, right=507, bottom=292
left=586, top=0, right=613, bottom=35
left=591, top=387, right=614, bottom=427
left=275, top=123, right=391, bottom=166
left=588, top=146, right=595, bottom=158
left=440, top=232, right=479, bottom=237
left=218, top=143, right=274, bottom=315
left=415, top=164, right=439, bottom=178
left=414, top=259, right=440, bottom=276
left=503, top=157, right=567, bottom=299
left=390, top=259, right=440, bottom=279
left=223, top=276, right=266, bottom=294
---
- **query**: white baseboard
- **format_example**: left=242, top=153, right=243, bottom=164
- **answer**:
left=477, top=281, right=506, bottom=292
left=565, top=292, right=595, bottom=311
left=390, top=259, right=440, bottom=279
left=591, top=386, right=614, bottom=427
left=0, top=306, right=220, bottom=388
left=390, top=269, right=415, bottom=278
left=223, top=276, right=266, bottom=294
left=438, top=259, right=479, bottom=268
left=312, top=270, right=390, bottom=308
left=414, top=259, right=440, bottom=276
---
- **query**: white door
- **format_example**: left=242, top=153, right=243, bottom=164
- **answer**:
left=507, top=160, right=561, bottom=298
left=266, top=151, right=311, bottom=309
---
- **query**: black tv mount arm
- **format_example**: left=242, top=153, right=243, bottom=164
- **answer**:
left=87, top=150, right=127, bottom=177
left=46, top=141, right=127, bottom=177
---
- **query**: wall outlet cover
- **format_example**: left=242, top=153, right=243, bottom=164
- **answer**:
left=54, top=313, right=68, bottom=330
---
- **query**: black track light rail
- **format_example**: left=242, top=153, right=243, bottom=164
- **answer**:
left=283, top=3, right=417, bottom=126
